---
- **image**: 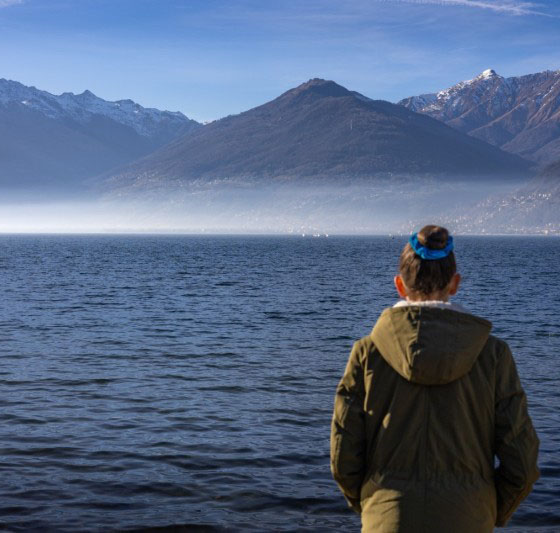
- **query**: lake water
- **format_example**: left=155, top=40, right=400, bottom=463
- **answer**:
left=0, top=235, right=558, bottom=532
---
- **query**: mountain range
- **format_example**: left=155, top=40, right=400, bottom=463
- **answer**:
left=2, top=70, right=560, bottom=233
left=103, top=78, right=529, bottom=194
left=399, top=69, right=560, bottom=166
left=0, top=79, right=200, bottom=194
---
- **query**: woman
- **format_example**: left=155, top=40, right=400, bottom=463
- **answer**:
left=330, top=225, right=539, bottom=532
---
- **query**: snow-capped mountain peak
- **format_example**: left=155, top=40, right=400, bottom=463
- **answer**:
left=433, top=69, right=505, bottom=104
left=398, top=68, right=560, bottom=165
left=478, top=69, right=499, bottom=80
left=0, top=77, right=202, bottom=192
left=0, top=78, right=198, bottom=138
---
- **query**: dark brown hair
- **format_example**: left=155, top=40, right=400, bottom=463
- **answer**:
left=399, top=225, right=456, bottom=295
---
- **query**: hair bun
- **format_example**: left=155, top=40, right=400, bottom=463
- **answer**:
left=417, top=225, right=449, bottom=250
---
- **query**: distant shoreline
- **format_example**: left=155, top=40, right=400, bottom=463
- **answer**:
left=1, top=232, right=559, bottom=238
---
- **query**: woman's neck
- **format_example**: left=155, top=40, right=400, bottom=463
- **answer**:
left=406, top=291, right=449, bottom=302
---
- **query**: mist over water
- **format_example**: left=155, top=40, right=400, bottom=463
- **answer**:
left=0, top=177, right=523, bottom=234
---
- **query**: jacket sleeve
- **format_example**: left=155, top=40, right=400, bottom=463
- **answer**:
left=330, top=340, right=367, bottom=514
left=494, top=341, right=540, bottom=527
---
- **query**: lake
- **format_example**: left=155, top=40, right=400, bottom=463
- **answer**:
left=0, top=235, right=558, bottom=531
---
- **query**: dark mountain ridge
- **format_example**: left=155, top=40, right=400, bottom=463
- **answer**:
left=0, top=78, right=201, bottom=195
left=103, top=78, right=530, bottom=192
left=399, top=69, right=560, bottom=166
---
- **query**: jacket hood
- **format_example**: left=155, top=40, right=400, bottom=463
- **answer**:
left=371, top=306, right=492, bottom=385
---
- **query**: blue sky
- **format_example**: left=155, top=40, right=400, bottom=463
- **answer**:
left=1, top=0, right=559, bottom=121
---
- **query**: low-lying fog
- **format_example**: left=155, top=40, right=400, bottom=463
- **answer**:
left=0, top=177, right=524, bottom=234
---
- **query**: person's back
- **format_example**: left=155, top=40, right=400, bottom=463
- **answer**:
left=330, top=225, right=539, bottom=532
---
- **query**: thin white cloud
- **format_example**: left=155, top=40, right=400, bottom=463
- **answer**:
left=378, top=0, right=550, bottom=16
left=0, top=0, right=23, bottom=7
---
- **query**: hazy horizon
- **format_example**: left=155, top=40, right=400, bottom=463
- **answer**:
left=0, top=178, right=528, bottom=235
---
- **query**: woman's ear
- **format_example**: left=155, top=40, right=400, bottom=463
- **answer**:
left=448, top=273, right=461, bottom=296
left=394, top=275, right=408, bottom=299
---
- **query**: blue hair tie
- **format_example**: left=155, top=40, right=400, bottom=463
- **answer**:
left=409, top=233, right=454, bottom=260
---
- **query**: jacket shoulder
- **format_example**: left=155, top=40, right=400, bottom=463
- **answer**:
left=487, top=334, right=509, bottom=351
left=351, top=334, right=378, bottom=364
left=480, top=334, right=511, bottom=362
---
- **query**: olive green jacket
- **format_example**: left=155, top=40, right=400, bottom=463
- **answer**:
left=330, top=306, right=539, bottom=532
